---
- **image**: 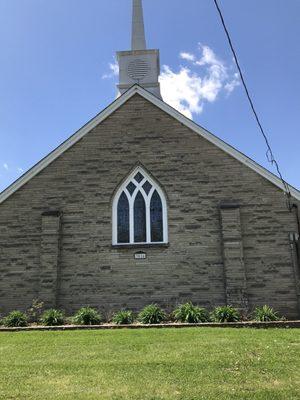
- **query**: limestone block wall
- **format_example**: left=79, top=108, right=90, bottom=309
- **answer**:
left=0, top=94, right=299, bottom=318
left=39, top=211, right=61, bottom=308
left=220, top=204, right=247, bottom=311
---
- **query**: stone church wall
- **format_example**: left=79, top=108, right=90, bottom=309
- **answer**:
left=0, top=94, right=299, bottom=318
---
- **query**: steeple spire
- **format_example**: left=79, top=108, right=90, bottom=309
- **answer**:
left=132, top=0, right=146, bottom=50
left=116, top=0, right=162, bottom=98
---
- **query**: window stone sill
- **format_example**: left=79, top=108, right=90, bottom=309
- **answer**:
left=111, top=243, right=169, bottom=250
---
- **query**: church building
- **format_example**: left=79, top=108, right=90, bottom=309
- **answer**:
left=1, top=0, right=300, bottom=318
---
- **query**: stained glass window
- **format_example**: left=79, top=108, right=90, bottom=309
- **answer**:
left=134, top=172, right=144, bottom=183
left=126, top=182, right=136, bottom=195
left=113, top=168, right=167, bottom=245
left=142, top=181, right=152, bottom=195
left=150, top=190, right=163, bottom=242
left=117, top=192, right=129, bottom=243
left=134, top=192, right=146, bottom=242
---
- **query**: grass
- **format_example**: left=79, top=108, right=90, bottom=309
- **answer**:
left=0, top=328, right=299, bottom=399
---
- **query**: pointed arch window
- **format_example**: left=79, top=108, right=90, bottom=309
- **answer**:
left=113, top=167, right=168, bottom=245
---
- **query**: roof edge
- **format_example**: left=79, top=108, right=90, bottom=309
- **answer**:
left=1, top=84, right=299, bottom=204
left=0, top=86, right=140, bottom=204
left=137, top=87, right=300, bottom=202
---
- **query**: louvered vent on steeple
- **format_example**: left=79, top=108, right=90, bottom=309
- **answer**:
left=127, top=59, right=150, bottom=80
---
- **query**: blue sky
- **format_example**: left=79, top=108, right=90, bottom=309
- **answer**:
left=0, top=0, right=299, bottom=192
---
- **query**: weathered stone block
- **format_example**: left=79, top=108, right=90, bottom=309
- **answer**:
left=220, top=205, right=248, bottom=311
left=39, top=212, right=61, bottom=308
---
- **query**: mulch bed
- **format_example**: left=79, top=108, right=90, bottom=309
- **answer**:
left=1, top=320, right=300, bottom=332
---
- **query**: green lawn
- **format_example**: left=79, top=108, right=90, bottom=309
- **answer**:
left=0, top=328, right=299, bottom=400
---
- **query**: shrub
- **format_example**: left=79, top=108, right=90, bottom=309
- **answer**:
left=211, top=306, right=241, bottom=323
left=138, top=304, right=166, bottom=324
left=40, top=309, right=65, bottom=326
left=27, top=299, right=44, bottom=323
left=112, top=310, right=134, bottom=325
left=252, top=305, right=280, bottom=322
left=173, top=302, right=210, bottom=323
left=72, top=307, right=102, bottom=325
left=3, top=311, right=28, bottom=327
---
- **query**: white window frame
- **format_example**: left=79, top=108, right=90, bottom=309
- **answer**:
left=112, top=167, right=168, bottom=245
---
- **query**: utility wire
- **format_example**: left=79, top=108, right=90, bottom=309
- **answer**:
left=213, top=0, right=292, bottom=210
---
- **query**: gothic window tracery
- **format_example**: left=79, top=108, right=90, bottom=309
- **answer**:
left=113, top=167, right=168, bottom=245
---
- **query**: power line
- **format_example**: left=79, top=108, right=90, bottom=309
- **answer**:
left=212, top=0, right=292, bottom=210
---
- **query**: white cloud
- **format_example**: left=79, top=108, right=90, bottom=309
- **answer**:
left=109, top=62, right=119, bottom=76
left=195, top=44, right=222, bottom=67
left=180, top=52, right=195, bottom=62
left=160, top=44, right=240, bottom=119
left=159, top=66, right=203, bottom=119
left=102, top=44, right=240, bottom=119
left=224, top=72, right=241, bottom=94
left=102, top=61, right=119, bottom=79
left=2, top=163, right=25, bottom=174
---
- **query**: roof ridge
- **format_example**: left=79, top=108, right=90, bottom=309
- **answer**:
left=1, top=84, right=299, bottom=204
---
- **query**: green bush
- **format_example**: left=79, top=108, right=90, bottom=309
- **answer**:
left=173, top=302, right=210, bottom=323
left=211, top=306, right=241, bottom=323
left=112, top=310, right=134, bottom=325
left=72, top=307, right=102, bottom=325
left=252, top=305, right=280, bottom=322
left=40, top=309, right=65, bottom=326
left=3, top=311, right=28, bottom=327
left=27, top=299, right=44, bottom=323
left=138, top=304, right=166, bottom=324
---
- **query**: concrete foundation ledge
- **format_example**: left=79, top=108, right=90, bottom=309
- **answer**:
left=1, top=320, right=300, bottom=332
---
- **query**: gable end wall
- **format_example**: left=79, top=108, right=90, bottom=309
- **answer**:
left=0, top=94, right=299, bottom=318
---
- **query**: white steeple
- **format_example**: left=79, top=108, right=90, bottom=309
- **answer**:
left=116, top=0, right=162, bottom=98
left=132, top=0, right=146, bottom=50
